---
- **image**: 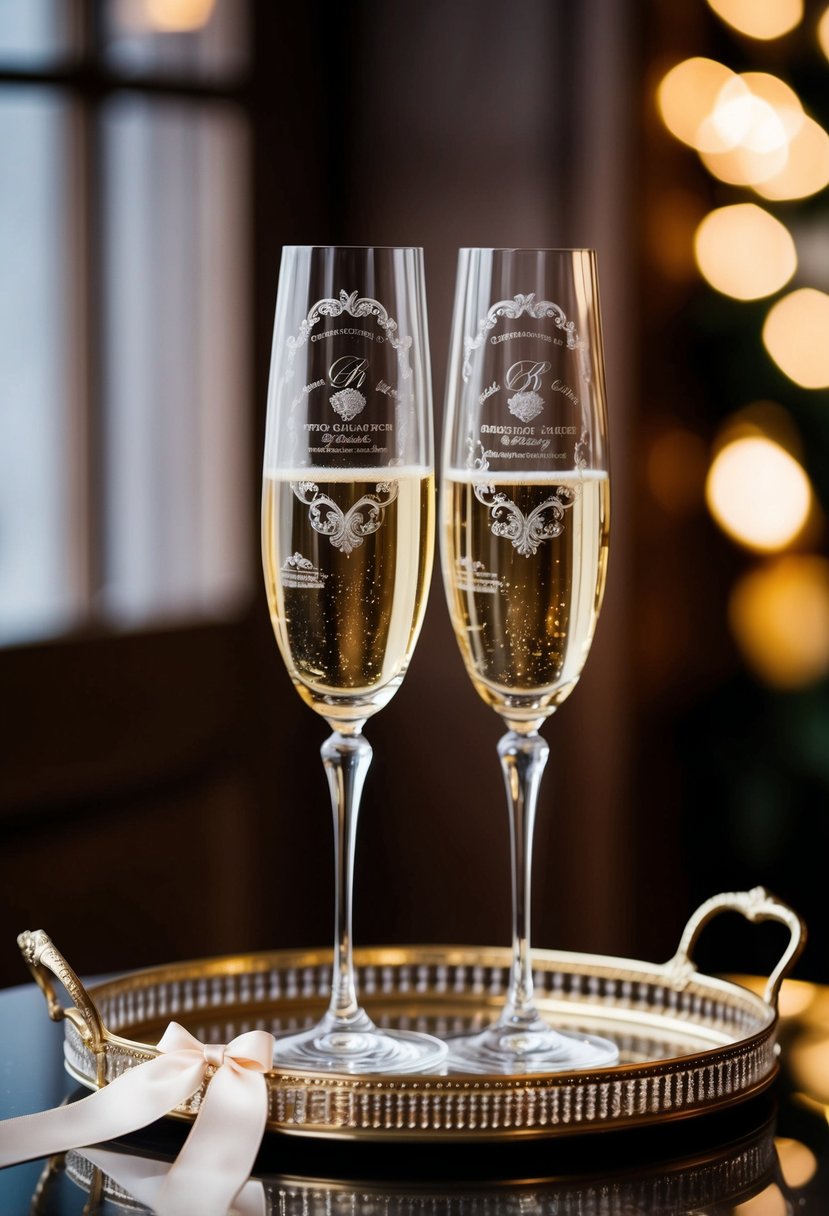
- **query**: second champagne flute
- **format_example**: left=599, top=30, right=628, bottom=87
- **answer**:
left=262, top=246, right=446, bottom=1073
left=441, top=247, right=619, bottom=1074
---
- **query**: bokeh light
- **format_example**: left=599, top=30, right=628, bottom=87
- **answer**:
left=657, top=58, right=735, bottom=148
left=776, top=1138, right=819, bottom=1188
left=718, top=400, right=806, bottom=459
left=776, top=979, right=820, bottom=1018
left=763, top=289, right=829, bottom=388
left=790, top=1020, right=829, bottom=1103
left=694, top=204, right=796, bottom=299
left=706, top=0, right=803, bottom=41
left=733, top=1186, right=789, bottom=1216
left=729, top=557, right=829, bottom=688
left=692, top=72, right=824, bottom=191
left=732, top=1185, right=788, bottom=1216
left=819, top=7, right=829, bottom=61
left=741, top=72, right=804, bottom=137
left=656, top=64, right=820, bottom=194
left=700, top=87, right=789, bottom=185
left=146, top=0, right=216, bottom=31
left=698, top=77, right=790, bottom=155
left=706, top=436, right=812, bottom=552
left=115, top=0, right=217, bottom=31
left=753, top=115, right=829, bottom=200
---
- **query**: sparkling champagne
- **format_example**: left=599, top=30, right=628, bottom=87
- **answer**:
left=263, top=468, right=434, bottom=724
left=442, top=469, right=609, bottom=731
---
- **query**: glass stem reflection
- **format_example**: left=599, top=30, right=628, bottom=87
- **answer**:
left=498, top=729, right=549, bottom=1030
left=322, top=730, right=372, bottom=1027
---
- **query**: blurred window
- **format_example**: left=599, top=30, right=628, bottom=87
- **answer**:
left=0, top=1, right=76, bottom=64
left=0, top=0, right=251, bottom=646
left=0, top=91, right=75, bottom=642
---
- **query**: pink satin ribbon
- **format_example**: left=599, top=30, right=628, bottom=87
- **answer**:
left=0, top=1022, right=274, bottom=1216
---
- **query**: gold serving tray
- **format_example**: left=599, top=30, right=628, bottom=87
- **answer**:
left=18, top=888, right=805, bottom=1143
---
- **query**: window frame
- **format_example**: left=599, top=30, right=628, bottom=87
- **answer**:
left=0, top=0, right=255, bottom=638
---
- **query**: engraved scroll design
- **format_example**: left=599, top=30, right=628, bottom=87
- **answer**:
left=472, top=448, right=578, bottom=558
left=285, top=289, right=413, bottom=382
left=462, top=293, right=592, bottom=467
left=291, top=480, right=399, bottom=555
left=462, top=293, right=580, bottom=382
left=282, top=288, right=414, bottom=463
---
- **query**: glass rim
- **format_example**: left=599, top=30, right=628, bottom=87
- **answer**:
left=281, top=244, right=424, bottom=253
left=458, top=246, right=597, bottom=254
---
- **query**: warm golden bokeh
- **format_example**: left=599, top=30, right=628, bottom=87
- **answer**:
left=698, top=77, right=791, bottom=156
left=753, top=115, right=829, bottom=200
left=740, top=71, right=804, bottom=136
left=819, top=6, right=829, bottom=59
left=789, top=1032, right=829, bottom=1103
left=776, top=979, right=821, bottom=1019
left=763, top=288, right=829, bottom=388
left=115, top=0, right=217, bottom=31
left=707, top=0, right=803, bottom=40
left=694, top=204, right=796, bottom=299
left=146, top=0, right=217, bottom=31
left=666, top=68, right=827, bottom=195
left=700, top=96, right=789, bottom=186
left=706, top=436, right=812, bottom=552
left=729, top=557, right=829, bottom=688
left=716, top=400, right=805, bottom=457
left=732, top=1186, right=789, bottom=1216
left=776, top=1138, right=819, bottom=1188
left=657, top=58, right=735, bottom=148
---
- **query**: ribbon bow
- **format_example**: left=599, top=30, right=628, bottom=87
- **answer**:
left=0, top=1021, right=275, bottom=1216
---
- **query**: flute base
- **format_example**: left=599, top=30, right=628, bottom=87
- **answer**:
left=446, top=1015, right=620, bottom=1075
left=273, top=1009, right=448, bottom=1075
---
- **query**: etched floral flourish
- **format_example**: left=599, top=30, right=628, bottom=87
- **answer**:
left=291, top=481, right=399, bottom=554
left=471, top=449, right=578, bottom=557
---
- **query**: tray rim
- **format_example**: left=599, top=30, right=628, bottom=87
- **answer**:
left=76, top=941, right=778, bottom=1084
left=57, top=940, right=781, bottom=1144
left=84, top=939, right=777, bottom=1002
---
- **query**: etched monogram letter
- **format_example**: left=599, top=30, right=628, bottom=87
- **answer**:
left=329, top=355, right=369, bottom=389
left=506, top=360, right=551, bottom=392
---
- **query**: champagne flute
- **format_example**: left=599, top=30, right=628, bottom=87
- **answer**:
left=262, top=246, right=446, bottom=1073
left=440, top=248, right=619, bottom=1073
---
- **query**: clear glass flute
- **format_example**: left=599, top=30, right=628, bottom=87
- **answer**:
left=262, top=245, right=446, bottom=1073
left=440, top=248, right=619, bottom=1074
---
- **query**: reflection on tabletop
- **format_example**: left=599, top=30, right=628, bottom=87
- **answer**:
left=17, top=1111, right=821, bottom=1215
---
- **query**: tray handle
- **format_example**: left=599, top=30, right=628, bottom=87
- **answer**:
left=666, top=887, right=806, bottom=1010
left=18, top=929, right=108, bottom=1085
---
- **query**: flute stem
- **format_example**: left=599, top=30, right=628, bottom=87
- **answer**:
left=498, top=728, right=549, bottom=1031
left=321, top=729, right=373, bottom=1027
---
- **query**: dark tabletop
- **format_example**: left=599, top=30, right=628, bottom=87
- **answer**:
left=3, top=977, right=829, bottom=1214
